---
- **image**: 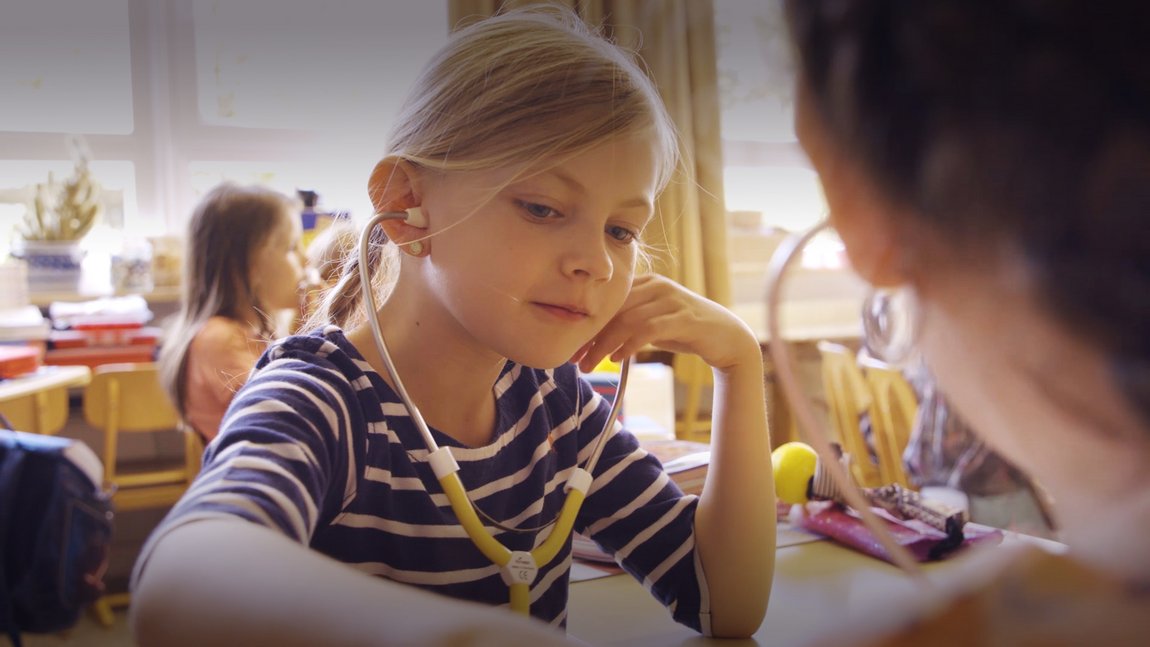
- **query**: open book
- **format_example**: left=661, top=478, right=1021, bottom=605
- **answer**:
left=573, top=439, right=712, bottom=564
left=643, top=438, right=711, bottom=496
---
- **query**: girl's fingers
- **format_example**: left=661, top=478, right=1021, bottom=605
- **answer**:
left=569, top=341, right=593, bottom=366
left=579, top=302, right=680, bottom=371
left=577, top=274, right=751, bottom=372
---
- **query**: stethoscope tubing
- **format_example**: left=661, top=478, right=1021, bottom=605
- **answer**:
left=765, top=221, right=928, bottom=583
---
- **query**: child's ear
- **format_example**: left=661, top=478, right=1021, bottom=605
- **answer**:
left=368, top=157, right=427, bottom=245
left=824, top=168, right=908, bottom=288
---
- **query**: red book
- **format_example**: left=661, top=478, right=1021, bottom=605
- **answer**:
left=42, top=345, right=155, bottom=369
left=0, top=345, right=42, bottom=379
left=48, top=326, right=162, bottom=349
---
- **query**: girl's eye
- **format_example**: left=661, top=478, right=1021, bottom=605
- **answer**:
left=517, top=200, right=561, bottom=220
left=607, top=225, right=637, bottom=244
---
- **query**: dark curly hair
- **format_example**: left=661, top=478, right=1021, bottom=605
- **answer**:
left=785, top=0, right=1150, bottom=424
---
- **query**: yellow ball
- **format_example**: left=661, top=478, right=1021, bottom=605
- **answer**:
left=771, top=442, right=818, bottom=504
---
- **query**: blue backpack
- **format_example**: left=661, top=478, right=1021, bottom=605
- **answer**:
left=0, top=428, right=113, bottom=646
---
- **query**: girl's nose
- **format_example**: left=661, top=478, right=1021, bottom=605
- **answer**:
left=560, top=228, right=613, bottom=281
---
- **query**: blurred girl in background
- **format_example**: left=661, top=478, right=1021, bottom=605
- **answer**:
left=158, top=183, right=306, bottom=442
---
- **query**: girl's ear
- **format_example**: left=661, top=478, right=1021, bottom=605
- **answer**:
left=368, top=157, right=427, bottom=245
left=796, top=86, right=908, bottom=287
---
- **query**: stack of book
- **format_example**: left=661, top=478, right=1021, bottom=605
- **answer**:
left=642, top=437, right=711, bottom=496
left=0, top=345, right=41, bottom=379
left=43, top=296, right=158, bottom=368
left=44, top=324, right=161, bottom=368
left=0, top=305, right=51, bottom=346
left=0, top=262, right=51, bottom=375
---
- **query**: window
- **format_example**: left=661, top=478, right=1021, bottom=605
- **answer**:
left=715, top=0, right=862, bottom=331
left=0, top=0, right=448, bottom=261
left=714, top=0, right=827, bottom=234
left=0, top=0, right=134, bottom=135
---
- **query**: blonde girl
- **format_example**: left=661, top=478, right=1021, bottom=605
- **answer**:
left=158, top=183, right=306, bottom=441
left=134, top=8, right=774, bottom=646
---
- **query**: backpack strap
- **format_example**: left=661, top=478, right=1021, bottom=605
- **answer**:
left=0, top=442, right=27, bottom=647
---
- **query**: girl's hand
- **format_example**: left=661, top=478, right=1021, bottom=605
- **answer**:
left=573, top=274, right=759, bottom=373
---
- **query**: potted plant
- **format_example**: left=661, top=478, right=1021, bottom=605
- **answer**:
left=14, top=156, right=103, bottom=289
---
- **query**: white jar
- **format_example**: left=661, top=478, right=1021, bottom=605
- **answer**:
left=111, top=237, right=153, bottom=292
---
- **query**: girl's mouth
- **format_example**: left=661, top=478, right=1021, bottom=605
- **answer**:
left=533, top=302, right=589, bottom=321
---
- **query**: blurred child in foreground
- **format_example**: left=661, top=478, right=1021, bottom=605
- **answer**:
left=786, top=0, right=1150, bottom=642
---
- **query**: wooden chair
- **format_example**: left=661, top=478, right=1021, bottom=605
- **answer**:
left=673, top=353, right=713, bottom=441
left=0, top=384, right=70, bottom=435
left=816, top=341, right=882, bottom=488
left=82, top=362, right=203, bottom=626
left=859, top=357, right=918, bottom=489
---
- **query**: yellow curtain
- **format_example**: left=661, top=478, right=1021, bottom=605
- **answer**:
left=448, top=0, right=731, bottom=305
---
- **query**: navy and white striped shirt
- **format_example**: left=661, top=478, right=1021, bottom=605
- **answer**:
left=136, top=327, right=709, bottom=632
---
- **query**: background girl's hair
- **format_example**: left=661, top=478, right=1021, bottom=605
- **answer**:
left=306, top=219, right=359, bottom=285
left=316, top=5, right=680, bottom=330
left=158, top=182, right=297, bottom=418
left=785, top=0, right=1150, bottom=424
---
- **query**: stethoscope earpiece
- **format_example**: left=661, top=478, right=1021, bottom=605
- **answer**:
left=404, top=206, right=427, bottom=228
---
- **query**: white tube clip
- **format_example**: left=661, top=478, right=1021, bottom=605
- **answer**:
left=500, top=551, right=538, bottom=586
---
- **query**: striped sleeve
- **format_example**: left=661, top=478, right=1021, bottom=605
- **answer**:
left=132, top=335, right=360, bottom=587
left=567, top=369, right=710, bottom=634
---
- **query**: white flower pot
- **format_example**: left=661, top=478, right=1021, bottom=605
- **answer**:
left=13, top=239, right=85, bottom=291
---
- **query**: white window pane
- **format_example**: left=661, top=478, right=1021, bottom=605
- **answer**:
left=0, top=160, right=137, bottom=255
left=188, top=161, right=289, bottom=197
left=192, top=0, right=447, bottom=132
left=187, top=160, right=316, bottom=203
left=724, top=166, right=826, bottom=232
left=715, top=0, right=794, bottom=143
left=0, top=0, right=133, bottom=134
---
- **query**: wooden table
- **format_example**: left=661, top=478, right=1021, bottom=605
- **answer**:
left=567, top=530, right=1060, bottom=647
left=0, top=365, right=91, bottom=402
left=0, top=365, right=91, bottom=434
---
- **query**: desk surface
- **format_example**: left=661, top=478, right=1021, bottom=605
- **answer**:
left=0, top=365, right=91, bottom=402
left=567, top=539, right=906, bottom=647
left=567, top=534, right=1056, bottom=647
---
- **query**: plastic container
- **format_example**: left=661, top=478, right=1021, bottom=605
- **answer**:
left=111, top=237, right=153, bottom=292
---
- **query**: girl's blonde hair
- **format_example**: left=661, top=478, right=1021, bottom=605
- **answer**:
left=159, top=182, right=298, bottom=420
left=318, top=5, right=679, bottom=329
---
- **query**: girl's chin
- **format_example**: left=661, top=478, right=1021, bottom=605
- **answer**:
left=506, top=349, right=585, bottom=372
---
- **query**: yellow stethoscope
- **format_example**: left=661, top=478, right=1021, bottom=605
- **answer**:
left=357, top=209, right=630, bottom=615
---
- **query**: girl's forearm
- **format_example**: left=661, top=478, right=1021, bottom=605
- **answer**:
left=132, top=519, right=574, bottom=647
left=694, top=350, right=776, bottom=638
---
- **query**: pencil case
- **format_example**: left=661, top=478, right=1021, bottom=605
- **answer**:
left=789, top=500, right=1003, bottom=563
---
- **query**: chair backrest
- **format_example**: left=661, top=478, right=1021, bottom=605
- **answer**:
left=859, top=357, right=918, bottom=488
left=816, top=341, right=881, bottom=488
left=82, top=362, right=200, bottom=510
left=0, top=385, right=69, bottom=436
left=673, top=353, right=713, bottom=441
